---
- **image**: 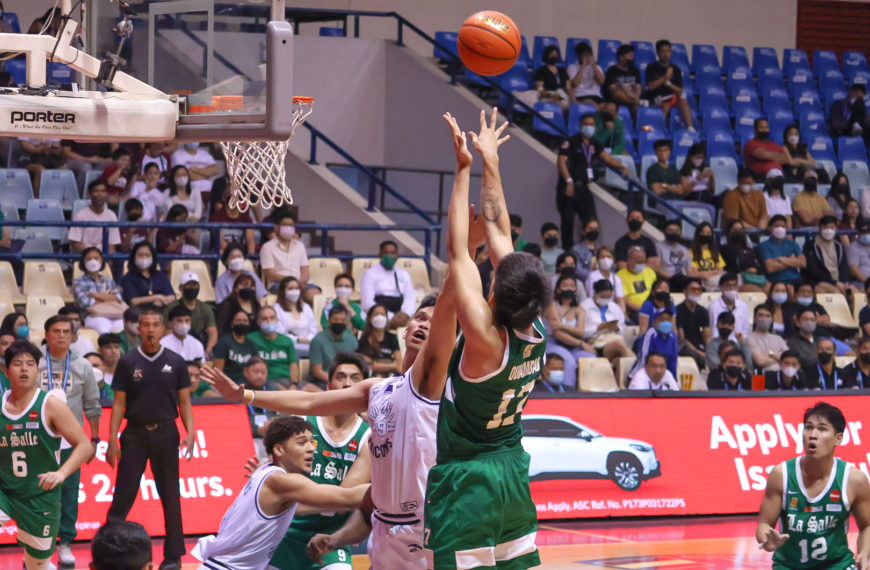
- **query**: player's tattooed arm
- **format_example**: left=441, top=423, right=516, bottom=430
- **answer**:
left=481, top=193, right=501, bottom=222
left=469, top=108, right=513, bottom=266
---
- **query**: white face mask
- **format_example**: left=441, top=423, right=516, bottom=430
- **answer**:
left=594, top=296, right=611, bottom=307
left=84, top=259, right=102, bottom=273
left=127, top=323, right=139, bottom=336
left=135, top=256, right=152, bottom=270
left=278, top=226, right=295, bottom=240
left=771, top=226, right=787, bottom=240
left=820, top=228, right=837, bottom=241
left=787, top=135, right=800, bottom=146
left=336, top=286, right=353, bottom=300
left=371, top=314, right=388, bottom=330
left=581, top=125, right=596, bottom=138
left=782, top=366, right=798, bottom=378
left=687, top=294, right=701, bottom=304
left=285, top=289, right=301, bottom=303
left=92, top=368, right=104, bottom=384
left=722, top=289, right=738, bottom=301
left=739, top=184, right=753, bottom=194
left=692, top=157, right=704, bottom=167
left=227, top=257, right=245, bottom=272
left=174, top=176, right=189, bottom=187
left=173, top=323, right=191, bottom=337
left=598, top=258, right=613, bottom=271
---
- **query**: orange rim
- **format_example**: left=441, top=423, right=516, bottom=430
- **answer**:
left=293, top=96, right=315, bottom=104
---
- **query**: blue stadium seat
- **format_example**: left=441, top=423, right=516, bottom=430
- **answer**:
left=637, top=127, right=669, bottom=157
left=844, top=52, right=870, bottom=76
left=783, top=49, right=811, bottom=78
left=692, top=44, right=720, bottom=75
left=564, top=38, right=591, bottom=67
left=799, top=108, right=827, bottom=137
left=631, top=40, right=656, bottom=64
left=463, top=68, right=490, bottom=88
left=709, top=156, right=739, bottom=192
left=38, top=169, right=78, bottom=208
left=723, top=46, right=750, bottom=73
left=433, top=31, right=458, bottom=61
left=618, top=106, right=636, bottom=143
left=787, top=69, right=816, bottom=100
left=758, top=67, right=786, bottom=96
left=679, top=204, right=716, bottom=239
left=24, top=199, right=65, bottom=241
left=699, top=83, right=728, bottom=111
left=702, top=105, right=731, bottom=135
left=843, top=160, right=870, bottom=192
left=838, top=136, right=867, bottom=163
left=637, top=107, right=668, bottom=135
left=532, top=36, right=561, bottom=70
left=726, top=66, right=754, bottom=96
left=806, top=134, right=837, bottom=164
left=532, top=102, right=567, bottom=137
left=819, top=69, right=846, bottom=96
left=0, top=168, right=34, bottom=210
left=734, top=106, right=763, bottom=141
left=669, top=104, right=698, bottom=133
left=752, top=47, right=779, bottom=76
left=732, top=87, right=761, bottom=109
left=671, top=43, right=690, bottom=72
left=763, top=88, right=790, bottom=113
left=673, top=129, right=701, bottom=160
left=567, top=103, right=598, bottom=136
left=768, top=108, right=795, bottom=144
left=498, top=69, right=532, bottom=114
left=850, top=70, right=870, bottom=87
left=813, top=50, right=840, bottom=78
left=634, top=51, right=656, bottom=86
left=707, top=130, right=737, bottom=160
left=598, top=39, right=621, bottom=66
left=794, top=90, right=823, bottom=115
left=4, top=58, right=25, bottom=85
left=598, top=53, right=617, bottom=74
left=517, top=36, right=531, bottom=69
left=47, top=62, right=73, bottom=85
left=695, top=64, right=723, bottom=90
left=319, top=27, right=345, bottom=37
left=2, top=12, right=20, bottom=33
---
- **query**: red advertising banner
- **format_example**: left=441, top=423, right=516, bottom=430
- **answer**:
left=523, top=395, right=870, bottom=520
left=0, top=404, right=253, bottom=543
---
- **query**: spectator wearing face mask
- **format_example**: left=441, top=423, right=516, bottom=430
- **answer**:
left=786, top=308, right=822, bottom=369
left=616, top=246, right=658, bottom=322
left=688, top=222, right=726, bottom=292
left=546, top=274, right=596, bottom=385
left=764, top=350, right=809, bottom=390
left=213, top=310, right=258, bottom=384
left=533, top=45, right=570, bottom=109
left=307, top=305, right=358, bottom=392
left=679, top=143, right=715, bottom=202
left=828, top=173, right=853, bottom=222
left=247, top=305, right=299, bottom=390
left=567, top=42, right=605, bottom=106
left=119, top=242, right=175, bottom=307
left=591, top=99, right=624, bottom=155
left=128, top=162, right=167, bottom=222
left=163, top=272, right=217, bottom=356
left=615, top=210, right=659, bottom=271
left=579, top=279, right=634, bottom=370
left=707, top=348, right=753, bottom=391
left=763, top=171, right=793, bottom=229
left=637, top=279, right=675, bottom=338
left=585, top=246, right=626, bottom=313
left=842, top=336, right=870, bottom=389
left=760, top=215, right=806, bottom=288
left=792, top=170, right=831, bottom=228
left=532, top=353, right=575, bottom=394
left=804, top=215, right=852, bottom=295
left=708, top=273, right=751, bottom=339
left=656, top=220, right=691, bottom=292
left=744, top=118, right=789, bottom=181
left=273, top=276, right=316, bottom=358
left=848, top=220, right=870, bottom=287
left=571, top=218, right=600, bottom=282
left=802, top=338, right=844, bottom=389
left=321, top=273, right=366, bottom=332
left=706, top=312, right=753, bottom=371
left=163, top=165, right=202, bottom=222
left=722, top=167, right=769, bottom=230
left=630, top=309, right=678, bottom=379
left=216, top=273, right=261, bottom=336
left=170, top=142, right=218, bottom=195
left=628, top=351, right=679, bottom=391
left=831, top=83, right=870, bottom=140
left=603, top=44, right=642, bottom=119
left=721, top=219, right=766, bottom=292
left=73, top=247, right=125, bottom=335
left=215, top=243, right=268, bottom=304
left=644, top=39, right=694, bottom=132
left=676, top=278, right=710, bottom=369
left=357, top=304, right=402, bottom=377
left=260, top=209, right=310, bottom=291
left=555, top=252, right=588, bottom=302
left=746, top=304, right=788, bottom=372
left=782, top=125, right=818, bottom=183
left=360, top=240, right=416, bottom=328
left=539, top=223, right=564, bottom=273
left=159, top=305, right=206, bottom=362
left=647, top=140, right=688, bottom=200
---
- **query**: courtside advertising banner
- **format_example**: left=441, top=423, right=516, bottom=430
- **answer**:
left=0, top=404, right=253, bottom=543
left=523, top=395, right=870, bottom=520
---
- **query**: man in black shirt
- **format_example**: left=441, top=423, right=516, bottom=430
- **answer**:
left=556, top=113, right=631, bottom=249
left=707, top=348, right=753, bottom=391
left=764, top=350, right=810, bottom=390
left=802, top=338, right=845, bottom=390
left=614, top=209, right=660, bottom=272
left=106, top=305, right=194, bottom=570
left=676, top=278, right=710, bottom=368
left=841, top=336, right=870, bottom=389
left=644, top=39, right=694, bottom=132
left=603, top=44, right=642, bottom=119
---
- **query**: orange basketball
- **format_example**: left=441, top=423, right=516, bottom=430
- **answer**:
left=457, top=11, right=521, bottom=76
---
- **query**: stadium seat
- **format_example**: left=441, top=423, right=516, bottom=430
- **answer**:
left=709, top=156, right=738, bottom=193
left=734, top=106, right=762, bottom=142
left=844, top=51, right=870, bottom=76
left=168, top=259, right=216, bottom=302
left=312, top=294, right=327, bottom=331
left=844, top=161, right=870, bottom=194
left=707, top=131, right=737, bottom=160
left=16, top=231, right=54, bottom=257
left=851, top=70, right=870, bottom=88
left=0, top=168, right=34, bottom=210
left=637, top=128, right=668, bottom=158
left=671, top=42, right=690, bottom=72
left=677, top=357, right=705, bottom=390
left=77, top=327, right=100, bottom=349
left=794, top=90, right=823, bottom=115
left=578, top=358, right=618, bottom=392
left=72, top=199, right=91, bottom=216
left=637, top=107, right=668, bottom=134
left=691, top=44, right=720, bottom=75
left=787, top=69, right=816, bottom=101
left=1, top=12, right=20, bottom=33
left=696, top=66, right=725, bottom=95
left=397, top=258, right=432, bottom=294
left=299, top=358, right=310, bottom=380
left=618, top=106, right=636, bottom=143
left=532, top=102, right=567, bottom=137
left=702, top=105, right=731, bottom=135
left=564, top=38, right=591, bottom=67
left=38, top=169, right=78, bottom=208
left=838, top=136, right=867, bottom=162
left=0, top=300, right=12, bottom=324
left=517, top=36, right=531, bottom=69
left=0, top=261, right=25, bottom=304
left=308, top=257, right=344, bottom=298
left=567, top=103, right=598, bottom=136
left=497, top=67, right=532, bottom=114
left=799, top=108, right=827, bottom=137
left=433, top=31, right=458, bottom=61
left=817, top=293, right=858, bottom=329
left=768, top=108, right=795, bottom=144
left=679, top=204, right=715, bottom=240
left=723, top=46, right=750, bottom=73
left=318, top=27, right=345, bottom=37
left=532, top=36, right=561, bottom=70
left=23, top=262, right=73, bottom=303
left=24, top=199, right=65, bottom=241
left=4, top=58, right=25, bottom=85
left=806, top=134, right=838, bottom=165
left=605, top=154, right=637, bottom=191
left=669, top=104, right=698, bottom=133
left=739, top=292, right=769, bottom=320
left=698, top=291, right=722, bottom=308
left=597, top=39, right=621, bottom=67
left=0, top=201, right=18, bottom=222
left=26, top=296, right=66, bottom=333
left=824, top=89, right=849, bottom=118
left=752, top=47, right=779, bottom=77
left=854, top=292, right=867, bottom=324
left=726, top=66, right=754, bottom=97
left=350, top=257, right=379, bottom=295
left=732, top=86, right=761, bottom=109
left=616, top=356, right=637, bottom=389
left=758, top=67, right=786, bottom=95
left=673, top=129, right=701, bottom=160
left=813, top=50, right=840, bottom=78
left=783, top=49, right=810, bottom=78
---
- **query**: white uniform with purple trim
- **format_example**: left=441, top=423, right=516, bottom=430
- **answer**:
left=366, top=366, right=439, bottom=569
left=192, top=463, right=297, bottom=570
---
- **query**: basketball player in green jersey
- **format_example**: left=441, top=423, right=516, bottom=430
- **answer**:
left=756, top=402, right=870, bottom=569
left=423, top=108, right=550, bottom=570
left=1, top=340, right=92, bottom=570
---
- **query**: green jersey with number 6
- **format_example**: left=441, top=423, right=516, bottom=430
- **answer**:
left=773, top=456, right=856, bottom=570
left=0, top=390, right=61, bottom=498
left=437, top=319, right=546, bottom=462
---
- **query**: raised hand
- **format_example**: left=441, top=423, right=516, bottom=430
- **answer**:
left=759, top=528, right=790, bottom=552
left=201, top=365, right=245, bottom=403
left=443, top=112, right=473, bottom=169
left=469, top=107, right=510, bottom=159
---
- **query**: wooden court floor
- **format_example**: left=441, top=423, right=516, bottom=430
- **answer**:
left=0, top=515, right=857, bottom=569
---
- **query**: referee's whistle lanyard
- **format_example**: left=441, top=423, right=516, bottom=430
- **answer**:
left=817, top=365, right=838, bottom=390
left=46, top=351, right=71, bottom=394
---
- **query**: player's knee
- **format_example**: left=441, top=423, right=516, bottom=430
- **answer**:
left=23, top=551, right=55, bottom=570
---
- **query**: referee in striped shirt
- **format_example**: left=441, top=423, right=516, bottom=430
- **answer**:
left=106, top=305, right=195, bottom=570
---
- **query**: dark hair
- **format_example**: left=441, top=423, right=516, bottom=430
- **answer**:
left=221, top=241, right=246, bottom=266
left=278, top=276, right=304, bottom=312
left=137, top=304, right=164, bottom=322
left=769, top=214, right=787, bottom=227
left=379, top=240, right=398, bottom=253
left=684, top=277, right=702, bottom=289
left=521, top=243, right=542, bottom=257
left=264, top=415, right=313, bottom=457
left=765, top=176, right=785, bottom=196
left=167, top=305, right=192, bottom=321
left=679, top=142, right=708, bottom=177
left=87, top=178, right=107, bottom=194
left=111, top=148, right=132, bottom=161
left=4, top=340, right=42, bottom=368
left=725, top=218, right=745, bottom=237
left=128, top=241, right=157, bottom=273
left=555, top=251, right=578, bottom=269
left=616, top=44, right=635, bottom=58
left=554, top=274, right=578, bottom=307
left=166, top=164, right=191, bottom=197
left=166, top=203, right=189, bottom=222
left=753, top=117, right=768, bottom=130
left=97, top=333, right=122, bottom=348
left=245, top=355, right=267, bottom=370
left=851, top=83, right=867, bottom=94
left=737, top=166, right=754, bottom=180
left=719, top=272, right=739, bottom=288
left=858, top=336, right=870, bottom=349
left=124, top=198, right=143, bottom=213
left=716, top=311, right=736, bottom=325
left=329, top=304, right=350, bottom=319
left=333, top=272, right=355, bottom=288
left=653, top=138, right=672, bottom=151
left=271, top=207, right=296, bottom=225
left=723, top=348, right=745, bottom=363
left=626, top=208, right=644, bottom=221
left=90, top=521, right=152, bottom=570
left=84, top=352, right=102, bottom=361
left=492, top=252, right=551, bottom=330
left=509, top=213, right=523, bottom=227
left=416, top=294, right=438, bottom=313
left=123, top=306, right=141, bottom=324
left=540, top=222, right=559, bottom=235
left=44, top=315, right=70, bottom=333
left=580, top=112, right=596, bottom=124
left=803, top=402, right=846, bottom=434
left=780, top=350, right=800, bottom=362
left=664, top=219, right=681, bottom=230
left=864, top=276, right=870, bottom=291
left=753, top=303, right=772, bottom=317
left=79, top=246, right=104, bottom=274
left=328, top=351, right=369, bottom=381
left=186, top=360, right=202, bottom=370
left=796, top=280, right=815, bottom=293
left=574, top=42, right=592, bottom=58
left=819, top=215, right=838, bottom=227
left=645, top=350, right=667, bottom=364
left=362, top=303, right=389, bottom=347
left=655, top=39, right=671, bottom=52
left=545, top=352, right=565, bottom=363
left=542, top=45, right=561, bottom=61
left=0, top=328, right=15, bottom=339
left=593, top=278, right=613, bottom=294
left=142, top=161, right=160, bottom=174
left=691, top=222, right=719, bottom=261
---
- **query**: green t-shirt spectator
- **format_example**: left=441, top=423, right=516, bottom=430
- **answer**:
left=320, top=300, right=366, bottom=331
left=119, top=331, right=141, bottom=355
left=247, top=330, right=298, bottom=383
left=593, top=112, right=625, bottom=155
left=192, top=381, right=217, bottom=397
left=164, top=299, right=216, bottom=345
left=213, top=333, right=258, bottom=383
left=514, top=237, right=528, bottom=252
left=308, top=329, right=358, bottom=382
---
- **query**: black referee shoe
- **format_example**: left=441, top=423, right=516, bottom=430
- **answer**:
left=158, top=559, right=182, bottom=570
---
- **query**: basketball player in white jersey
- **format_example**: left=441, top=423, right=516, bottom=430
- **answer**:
left=192, top=415, right=368, bottom=570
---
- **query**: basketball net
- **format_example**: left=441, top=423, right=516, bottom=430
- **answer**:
left=218, top=96, right=314, bottom=213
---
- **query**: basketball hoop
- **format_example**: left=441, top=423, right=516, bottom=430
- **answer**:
left=218, top=95, right=314, bottom=213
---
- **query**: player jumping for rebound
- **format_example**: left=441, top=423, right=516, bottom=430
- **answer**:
left=423, top=108, right=549, bottom=570
left=756, top=401, right=870, bottom=569
left=0, top=340, right=92, bottom=570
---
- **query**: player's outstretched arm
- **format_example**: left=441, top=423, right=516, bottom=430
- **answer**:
left=201, top=366, right=377, bottom=416
left=469, top=107, right=513, bottom=267
left=849, top=468, right=870, bottom=569
left=41, top=396, right=92, bottom=490
left=755, top=464, right=789, bottom=552
left=270, top=473, right=369, bottom=512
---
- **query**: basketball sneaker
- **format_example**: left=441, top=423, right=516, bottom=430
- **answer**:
left=56, top=543, right=75, bottom=567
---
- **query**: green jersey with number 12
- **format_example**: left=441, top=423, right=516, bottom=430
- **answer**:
left=436, top=319, right=546, bottom=462
left=773, top=456, right=855, bottom=570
